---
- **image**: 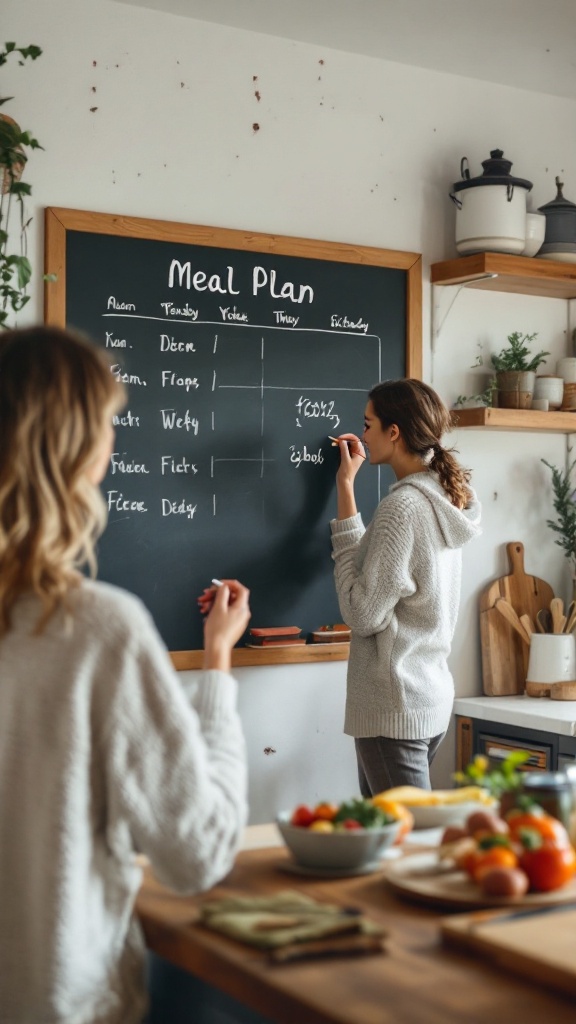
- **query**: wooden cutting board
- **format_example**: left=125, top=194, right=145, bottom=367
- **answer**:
left=479, top=541, right=555, bottom=696
left=442, top=906, right=576, bottom=999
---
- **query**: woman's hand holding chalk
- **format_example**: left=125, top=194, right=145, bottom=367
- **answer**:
left=198, top=579, right=226, bottom=616
left=328, top=435, right=366, bottom=459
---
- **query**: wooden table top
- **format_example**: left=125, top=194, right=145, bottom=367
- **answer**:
left=136, top=845, right=576, bottom=1024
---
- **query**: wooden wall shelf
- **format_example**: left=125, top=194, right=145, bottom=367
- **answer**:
left=431, top=253, right=576, bottom=299
left=170, top=643, right=350, bottom=671
left=450, top=407, right=576, bottom=432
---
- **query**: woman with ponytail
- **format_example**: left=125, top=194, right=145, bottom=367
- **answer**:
left=330, top=379, right=481, bottom=794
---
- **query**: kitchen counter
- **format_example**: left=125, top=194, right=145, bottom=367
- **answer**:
left=138, top=841, right=576, bottom=1023
left=454, top=695, right=576, bottom=737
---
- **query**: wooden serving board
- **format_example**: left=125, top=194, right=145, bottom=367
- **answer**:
left=384, top=852, right=576, bottom=910
left=441, top=906, right=576, bottom=999
left=479, top=541, right=555, bottom=696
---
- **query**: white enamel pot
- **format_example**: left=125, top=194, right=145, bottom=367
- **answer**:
left=453, top=185, right=529, bottom=255
left=450, top=150, right=532, bottom=256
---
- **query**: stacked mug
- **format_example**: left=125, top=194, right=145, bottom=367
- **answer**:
left=557, top=357, right=576, bottom=411
left=532, top=358, right=576, bottom=411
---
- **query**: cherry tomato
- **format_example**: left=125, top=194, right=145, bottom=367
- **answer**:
left=339, top=819, right=363, bottom=831
left=290, top=804, right=315, bottom=828
left=313, top=801, right=339, bottom=822
left=520, top=844, right=576, bottom=892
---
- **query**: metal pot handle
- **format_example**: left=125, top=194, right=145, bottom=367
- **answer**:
left=449, top=192, right=462, bottom=209
left=460, top=157, right=470, bottom=180
left=507, top=183, right=515, bottom=202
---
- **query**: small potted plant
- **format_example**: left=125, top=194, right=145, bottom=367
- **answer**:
left=491, top=331, right=549, bottom=409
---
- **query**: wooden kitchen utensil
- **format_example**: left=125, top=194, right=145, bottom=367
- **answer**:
left=494, top=598, right=530, bottom=644
left=550, top=597, right=566, bottom=634
left=537, top=607, right=553, bottom=634
left=563, top=601, right=576, bottom=634
left=519, top=613, right=535, bottom=638
left=479, top=541, right=554, bottom=696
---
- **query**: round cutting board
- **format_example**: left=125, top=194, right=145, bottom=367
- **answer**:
left=385, top=852, right=576, bottom=910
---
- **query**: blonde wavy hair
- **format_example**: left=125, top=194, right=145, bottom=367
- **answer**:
left=0, top=325, right=126, bottom=634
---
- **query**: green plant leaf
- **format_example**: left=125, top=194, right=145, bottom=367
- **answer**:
left=14, top=256, right=32, bottom=289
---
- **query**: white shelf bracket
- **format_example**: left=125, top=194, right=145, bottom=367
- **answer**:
left=431, top=282, right=465, bottom=355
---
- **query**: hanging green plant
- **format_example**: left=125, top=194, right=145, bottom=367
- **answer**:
left=0, top=41, right=46, bottom=329
left=542, top=456, right=576, bottom=580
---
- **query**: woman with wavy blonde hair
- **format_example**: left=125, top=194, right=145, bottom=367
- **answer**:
left=0, top=325, right=251, bottom=1024
left=331, top=378, right=482, bottom=795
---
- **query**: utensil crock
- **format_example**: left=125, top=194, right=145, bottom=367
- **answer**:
left=526, top=633, right=576, bottom=685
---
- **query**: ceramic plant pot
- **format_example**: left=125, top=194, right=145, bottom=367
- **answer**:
left=495, top=370, right=535, bottom=409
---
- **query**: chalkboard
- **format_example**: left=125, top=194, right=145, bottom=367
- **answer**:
left=45, top=209, right=421, bottom=664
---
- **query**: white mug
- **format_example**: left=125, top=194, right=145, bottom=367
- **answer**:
left=557, top=357, right=576, bottom=383
left=526, top=633, right=576, bottom=685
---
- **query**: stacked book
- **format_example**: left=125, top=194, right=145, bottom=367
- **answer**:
left=310, top=623, right=351, bottom=644
left=246, top=626, right=305, bottom=649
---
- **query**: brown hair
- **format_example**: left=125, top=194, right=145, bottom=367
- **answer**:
left=368, top=379, right=472, bottom=509
left=0, top=325, right=125, bottom=634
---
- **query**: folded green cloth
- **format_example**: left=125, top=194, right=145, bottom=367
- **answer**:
left=199, top=890, right=383, bottom=949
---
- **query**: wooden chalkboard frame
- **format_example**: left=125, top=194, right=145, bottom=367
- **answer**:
left=44, top=207, right=422, bottom=668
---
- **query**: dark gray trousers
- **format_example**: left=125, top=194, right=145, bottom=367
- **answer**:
left=355, top=733, right=445, bottom=796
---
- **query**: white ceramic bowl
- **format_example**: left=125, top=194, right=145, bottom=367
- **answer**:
left=407, top=800, right=496, bottom=830
left=275, top=812, right=400, bottom=869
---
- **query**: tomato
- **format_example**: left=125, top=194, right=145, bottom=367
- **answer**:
left=309, top=820, right=334, bottom=833
left=370, top=796, right=414, bottom=843
left=313, top=801, right=339, bottom=822
left=520, top=844, right=576, bottom=892
left=339, top=818, right=363, bottom=831
left=290, top=804, right=315, bottom=828
left=469, top=845, right=519, bottom=882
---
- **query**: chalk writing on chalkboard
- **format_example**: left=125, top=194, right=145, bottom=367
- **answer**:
left=45, top=209, right=421, bottom=663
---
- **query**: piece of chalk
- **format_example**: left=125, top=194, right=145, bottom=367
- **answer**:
left=327, top=436, right=366, bottom=459
left=211, top=578, right=224, bottom=587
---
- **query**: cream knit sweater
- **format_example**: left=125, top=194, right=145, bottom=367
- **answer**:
left=331, top=472, right=481, bottom=741
left=0, top=580, right=247, bottom=1024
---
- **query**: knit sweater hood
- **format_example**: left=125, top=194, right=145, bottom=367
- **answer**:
left=388, top=472, right=482, bottom=550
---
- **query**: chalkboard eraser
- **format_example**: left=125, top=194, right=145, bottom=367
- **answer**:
left=250, top=626, right=301, bottom=637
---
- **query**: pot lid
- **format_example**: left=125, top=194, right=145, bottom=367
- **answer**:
left=453, top=148, right=533, bottom=192
left=538, top=176, right=576, bottom=213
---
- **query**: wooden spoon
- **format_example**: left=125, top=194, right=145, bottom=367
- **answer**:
left=564, top=602, right=576, bottom=635
left=536, top=607, right=552, bottom=634
left=550, top=597, right=566, bottom=634
left=494, top=598, right=531, bottom=644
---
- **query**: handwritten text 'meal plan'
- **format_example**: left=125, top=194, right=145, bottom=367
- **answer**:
left=168, top=262, right=314, bottom=304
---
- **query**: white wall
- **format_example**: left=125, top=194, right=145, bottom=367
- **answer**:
left=4, top=0, right=575, bottom=820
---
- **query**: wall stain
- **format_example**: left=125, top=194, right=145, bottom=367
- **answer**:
left=263, top=747, right=276, bottom=756
left=252, top=122, right=260, bottom=133
left=90, top=107, right=98, bottom=113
